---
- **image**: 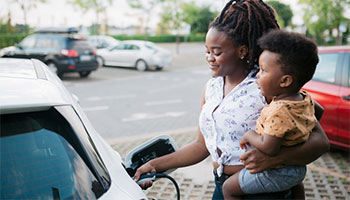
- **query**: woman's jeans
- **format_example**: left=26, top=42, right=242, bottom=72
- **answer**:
left=212, top=178, right=225, bottom=200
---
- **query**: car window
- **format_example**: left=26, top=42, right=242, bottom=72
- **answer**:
left=0, top=106, right=110, bottom=199
left=128, top=44, right=140, bottom=50
left=313, top=53, right=338, bottom=84
left=111, top=44, right=126, bottom=50
left=19, top=35, right=36, bottom=49
left=69, top=39, right=93, bottom=51
left=145, top=44, right=155, bottom=50
left=34, top=36, right=63, bottom=49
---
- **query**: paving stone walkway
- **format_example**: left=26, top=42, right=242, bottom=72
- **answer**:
left=112, top=131, right=350, bottom=200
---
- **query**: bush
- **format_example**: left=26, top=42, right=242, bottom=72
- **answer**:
left=0, top=33, right=206, bottom=49
left=0, top=34, right=27, bottom=48
left=112, top=33, right=206, bottom=43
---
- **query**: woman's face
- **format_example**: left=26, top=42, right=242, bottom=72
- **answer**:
left=205, top=28, right=243, bottom=77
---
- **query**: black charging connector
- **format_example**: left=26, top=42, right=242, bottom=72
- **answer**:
left=124, top=135, right=180, bottom=199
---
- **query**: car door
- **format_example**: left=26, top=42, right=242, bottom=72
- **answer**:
left=337, top=52, right=350, bottom=149
left=28, top=34, right=57, bottom=62
left=303, top=49, right=350, bottom=149
left=105, top=44, right=129, bottom=66
left=11, top=35, right=37, bottom=58
left=125, top=44, right=141, bottom=66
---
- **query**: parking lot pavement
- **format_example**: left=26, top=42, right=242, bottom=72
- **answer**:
left=112, top=130, right=350, bottom=200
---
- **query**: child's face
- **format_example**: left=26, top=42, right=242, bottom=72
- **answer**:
left=257, top=50, right=285, bottom=98
left=205, top=28, right=243, bottom=77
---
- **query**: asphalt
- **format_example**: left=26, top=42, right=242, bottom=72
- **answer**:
left=112, top=129, right=350, bottom=200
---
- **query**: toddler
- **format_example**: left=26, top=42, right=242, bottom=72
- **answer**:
left=223, top=30, right=319, bottom=200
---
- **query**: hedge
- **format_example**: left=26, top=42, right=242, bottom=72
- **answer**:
left=112, top=33, right=206, bottom=43
left=0, top=34, right=27, bottom=48
left=0, top=33, right=206, bottom=49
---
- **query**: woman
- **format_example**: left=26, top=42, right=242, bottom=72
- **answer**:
left=134, top=0, right=329, bottom=199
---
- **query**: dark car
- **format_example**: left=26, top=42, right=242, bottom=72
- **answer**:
left=303, top=46, right=350, bottom=150
left=1, top=27, right=98, bottom=78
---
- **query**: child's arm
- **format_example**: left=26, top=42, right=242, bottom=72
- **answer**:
left=240, top=130, right=283, bottom=156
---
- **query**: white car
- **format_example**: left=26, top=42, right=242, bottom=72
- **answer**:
left=96, top=40, right=172, bottom=71
left=0, top=58, right=146, bottom=200
left=87, top=35, right=121, bottom=49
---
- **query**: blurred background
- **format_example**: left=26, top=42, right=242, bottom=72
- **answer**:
left=0, top=0, right=349, bottom=48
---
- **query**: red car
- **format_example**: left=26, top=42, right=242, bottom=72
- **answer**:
left=303, top=46, right=350, bottom=150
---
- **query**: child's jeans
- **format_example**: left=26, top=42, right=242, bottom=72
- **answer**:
left=239, top=165, right=306, bottom=194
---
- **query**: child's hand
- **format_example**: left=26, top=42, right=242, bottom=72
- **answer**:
left=240, top=136, right=250, bottom=149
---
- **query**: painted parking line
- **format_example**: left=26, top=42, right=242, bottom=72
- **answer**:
left=85, top=94, right=137, bottom=101
left=144, top=99, right=182, bottom=106
left=83, top=106, right=109, bottom=112
left=122, top=111, right=187, bottom=122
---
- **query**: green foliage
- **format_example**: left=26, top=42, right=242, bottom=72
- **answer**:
left=299, top=0, right=349, bottom=45
left=266, top=1, right=293, bottom=28
left=157, top=1, right=217, bottom=34
left=0, top=33, right=27, bottom=48
left=157, top=0, right=184, bottom=35
left=181, top=2, right=217, bottom=33
left=68, top=0, right=113, bottom=34
left=10, top=0, right=47, bottom=33
left=112, top=33, right=205, bottom=43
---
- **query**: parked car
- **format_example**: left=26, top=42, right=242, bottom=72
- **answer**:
left=302, top=46, right=350, bottom=150
left=0, top=58, right=147, bottom=199
left=1, top=27, right=99, bottom=78
left=87, top=35, right=120, bottom=49
left=96, top=40, right=172, bottom=71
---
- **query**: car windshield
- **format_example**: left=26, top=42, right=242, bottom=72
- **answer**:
left=0, top=106, right=110, bottom=199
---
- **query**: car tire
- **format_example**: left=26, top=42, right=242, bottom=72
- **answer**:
left=135, top=60, right=148, bottom=71
left=97, top=56, right=104, bottom=67
left=79, top=71, right=91, bottom=78
left=47, top=62, right=63, bottom=78
left=156, top=66, right=163, bottom=71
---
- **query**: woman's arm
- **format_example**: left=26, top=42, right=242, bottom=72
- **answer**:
left=134, top=85, right=210, bottom=187
left=240, top=122, right=330, bottom=173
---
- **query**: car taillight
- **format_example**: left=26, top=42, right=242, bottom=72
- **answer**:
left=61, top=49, right=79, bottom=57
left=93, top=49, right=97, bottom=56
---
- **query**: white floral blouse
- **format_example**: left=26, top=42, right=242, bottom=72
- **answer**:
left=199, top=69, right=266, bottom=176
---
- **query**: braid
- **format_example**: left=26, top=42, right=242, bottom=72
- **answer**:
left=210, top=0, right=280, bottom=70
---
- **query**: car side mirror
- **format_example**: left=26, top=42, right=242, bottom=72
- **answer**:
left=124, top=135, right=178, bottom=177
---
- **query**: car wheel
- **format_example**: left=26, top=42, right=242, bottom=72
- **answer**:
left=79, top=71, right=91, bottom=78
left=47, top=62, right=63, bottom=78
left=156, top=66, right=163, bottom=71
left=96, top=56, right=104, bottom=67
left=135, top=60, right=148, bottom=71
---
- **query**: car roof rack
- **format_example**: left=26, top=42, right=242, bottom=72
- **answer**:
left=34, top=27, right=79, bottom=34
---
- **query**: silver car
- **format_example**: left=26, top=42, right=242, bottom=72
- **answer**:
left=0, top=58, right=146, bottom=200
left=96, top=40, right=172, bottom=71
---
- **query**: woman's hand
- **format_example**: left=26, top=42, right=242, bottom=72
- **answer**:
left=240, top=148, right=279, bottom=174
left=239, top=135, right=250, bottom=150
left=133, top=162, right=157, bottom=189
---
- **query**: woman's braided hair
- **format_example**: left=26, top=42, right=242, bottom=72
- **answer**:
left=210, top=0, right=280, bottom=70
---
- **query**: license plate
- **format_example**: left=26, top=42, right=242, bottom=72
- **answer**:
left=80, top=55, right=91, bottom=61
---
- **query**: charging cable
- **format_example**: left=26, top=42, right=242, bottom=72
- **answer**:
left=137, top=172, right=180, bottom=200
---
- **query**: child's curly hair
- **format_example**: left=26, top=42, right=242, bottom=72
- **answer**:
left=210, top=0, right=280, bottom=70
left=258, top=30, right=319, bottom=90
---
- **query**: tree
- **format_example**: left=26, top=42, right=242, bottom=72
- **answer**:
left=68, top=0, right=113, bottom=35
left=10, top=0, right=47, bottom=34
left=266, top=1, right=293, bottom=28
left=157, top=0, right=183, bottom=53
left=181, top=2, right=217, bottom=34
left=128, top=0, right=165, bottom=40
left=299, top=0, right=350, bottom=45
